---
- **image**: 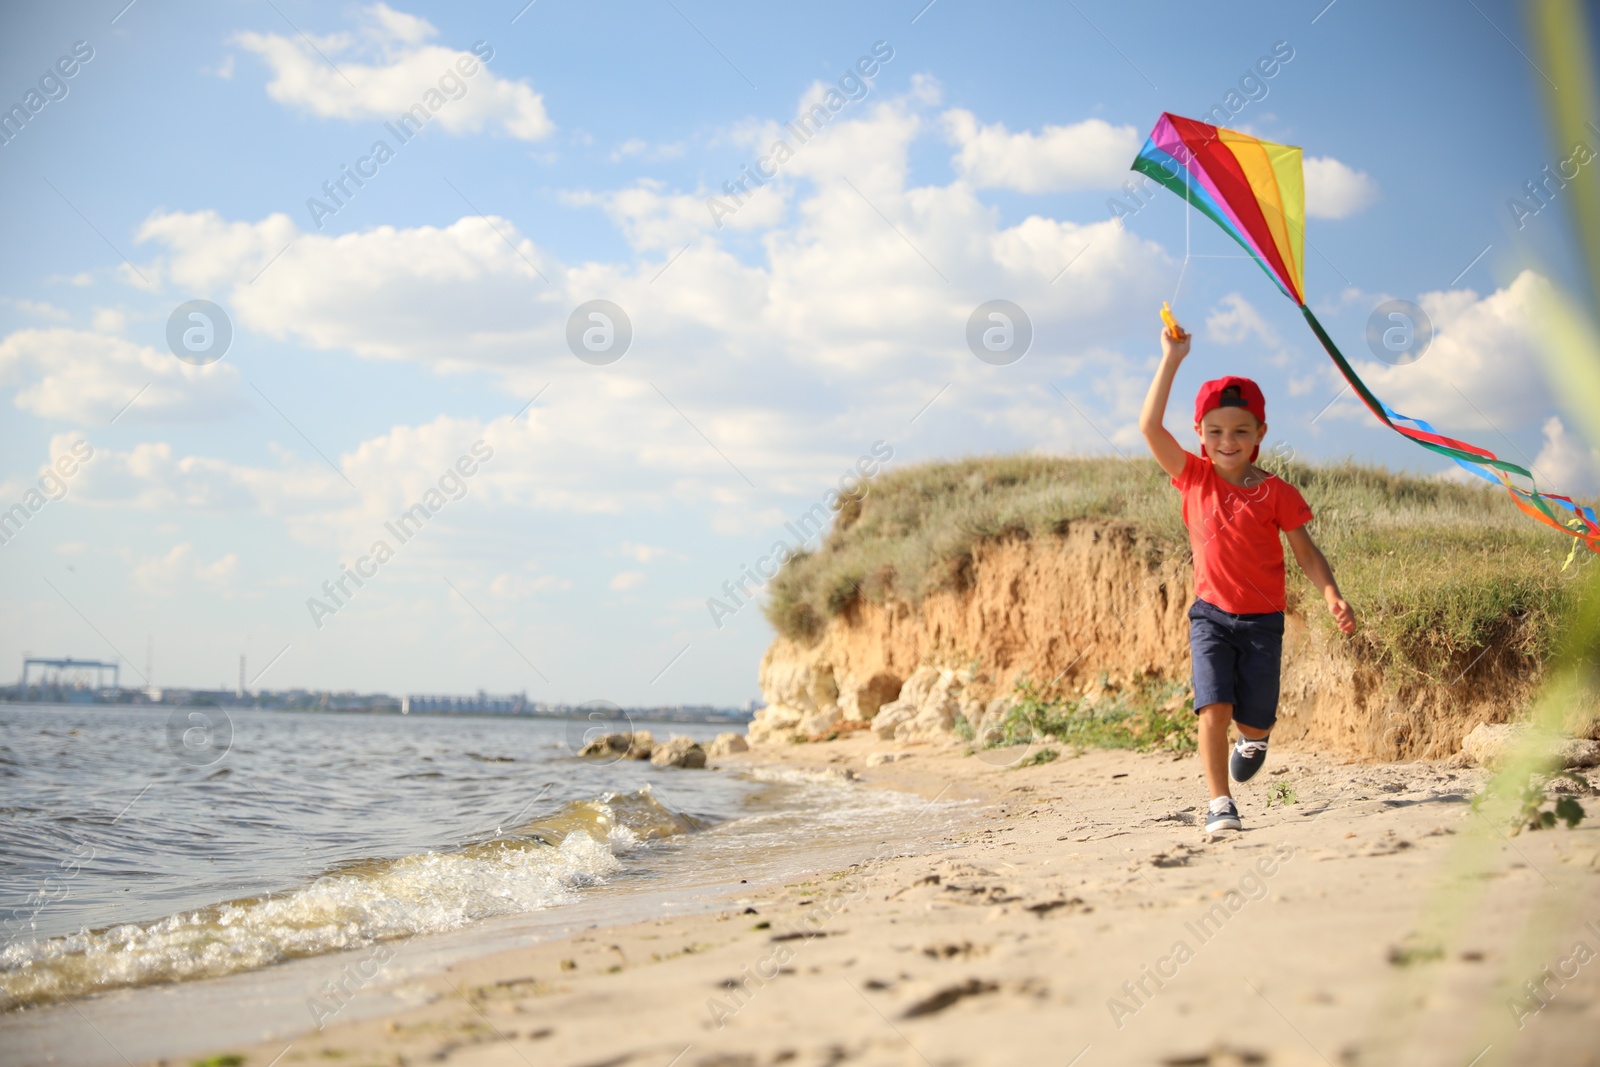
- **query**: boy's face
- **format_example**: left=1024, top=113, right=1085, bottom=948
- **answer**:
left=1195, top=407, right=1267, bottom=473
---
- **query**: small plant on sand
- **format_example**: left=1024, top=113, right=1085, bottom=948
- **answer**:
left=1387, top=939, right=1446, bottom=967
left=1473, top=770, right=1587, bottom=835
left=1265, top=780, right=1298, bottom=807
left=1015, top=747, right=1059, bottom=767
left=989, top=676, right=1196, bottom=754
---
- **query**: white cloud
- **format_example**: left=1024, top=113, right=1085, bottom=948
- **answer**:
left=365, top=3, right=433, bottom=44
left=1533, top=415, right=1600, bottom=497
left=488, top=567, right=571, bottom=598
left=1205, top=292, right=1280, bottom=347
left=70, top=398, right=789, bottom=550
left=133, top=93, right=1171, bottom=388
left=6, top=298, right=70, bottom=323
left=96, top=91, right=1182, bottom=544
left=72, top=440, right=265, bottom=512
left=135, top=210, right=552, bottom=369
left=91, top=308, right=127, bottom=333
left=610, top=138, right=686, bottom=163
left=942, top=110, right=1142, bottom=192
left=609, top=571, right=645, bottom=591
left=1331, top=271, right=1551, bottom=431
left=564, top=178, right=784, bottom=251
left=233, top=3, right=553, bottom=142
left=1311, top=285, right=1381, bottom=318
left=68, top=382, right=858, bottom=561
left=620, top=542, right=668, bottom=563
left=132, top=543, right=239, bottom=596
left=0, top=327, right=244, bottom=423
left=134, top=209, right=300, bottom=293
left=1304, top=156, right=1378, bottom=219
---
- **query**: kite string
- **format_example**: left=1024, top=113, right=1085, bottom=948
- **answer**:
left=1170, top=164, right=1192, bottom=307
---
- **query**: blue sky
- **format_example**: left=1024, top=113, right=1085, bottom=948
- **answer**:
left=0, top=0, right=1593, bottom=704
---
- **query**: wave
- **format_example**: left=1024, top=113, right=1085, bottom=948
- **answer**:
left=0, top=787, right=700, bottom=1011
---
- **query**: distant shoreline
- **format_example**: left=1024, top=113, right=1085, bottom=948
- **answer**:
left=0, top=700, right=753, bottom=724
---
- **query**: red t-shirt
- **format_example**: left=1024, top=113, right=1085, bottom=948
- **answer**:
left=1171, top=450, right=1313, bottom=614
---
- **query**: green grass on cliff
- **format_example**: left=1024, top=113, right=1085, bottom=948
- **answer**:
left=762, top=454, right=1588, bottom=686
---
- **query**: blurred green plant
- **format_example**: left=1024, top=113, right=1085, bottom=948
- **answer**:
left=1472, top=769, right=1587, bottom=835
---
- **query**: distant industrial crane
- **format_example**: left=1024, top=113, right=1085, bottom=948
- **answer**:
left=20, top=657, right=120, bottom=698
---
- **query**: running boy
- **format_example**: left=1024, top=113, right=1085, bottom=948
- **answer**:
left=1139, top=320, right=1356, bottom=834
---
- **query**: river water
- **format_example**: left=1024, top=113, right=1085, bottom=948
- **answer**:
left=0, top=704, right=956, bottom=1022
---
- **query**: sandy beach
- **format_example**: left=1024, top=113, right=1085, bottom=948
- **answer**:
left=7, top=6, right=1600, bottom=1067
left=127, top=734, right=1600, bottom=1067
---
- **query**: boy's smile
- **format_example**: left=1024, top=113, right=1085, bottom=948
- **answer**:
left=1196, top=407, right=1267, bottom=483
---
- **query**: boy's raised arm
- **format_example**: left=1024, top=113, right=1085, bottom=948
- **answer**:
left=1140, top=328, right=1191, bottom=480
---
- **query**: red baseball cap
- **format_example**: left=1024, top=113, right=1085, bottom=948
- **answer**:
left=1194, top=376, right=1267, bottom=461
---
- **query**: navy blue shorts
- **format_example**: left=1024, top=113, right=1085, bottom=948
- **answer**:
left=1188, top=598, right=1284, bottom=731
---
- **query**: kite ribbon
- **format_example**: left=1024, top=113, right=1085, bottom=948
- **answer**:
left=1300, top=305, right=1600, bottom=554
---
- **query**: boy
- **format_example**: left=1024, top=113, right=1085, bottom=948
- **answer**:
left=1139, top=322, right=1356, bottom=834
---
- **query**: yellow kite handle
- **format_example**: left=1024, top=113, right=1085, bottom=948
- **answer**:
left=1161, top=301, right=1187, bottom=339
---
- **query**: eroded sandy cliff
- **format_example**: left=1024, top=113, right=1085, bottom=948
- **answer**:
left=748, top=520, right=1545, bottom=761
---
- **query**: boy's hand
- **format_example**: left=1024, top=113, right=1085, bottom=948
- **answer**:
left=1161, top=327, right=1191, bottom=364
left=1326, top=593, right=1356, bottom=634
left=1140, top=316, right=1190, bottom=479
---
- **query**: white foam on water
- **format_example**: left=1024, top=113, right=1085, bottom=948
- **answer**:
left=0, top=790, right=673, bottom=1011
left=744, top=766, right=865, bottom=787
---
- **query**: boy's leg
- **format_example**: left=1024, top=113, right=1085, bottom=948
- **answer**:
left=1229, top=719, right=1272, bottom=782
left=1197, top=702, right=1234, bottom=799
left=1190, top=601, right=1244, bottom=831
left=1229, top=613, right=1285, bottom=782
left=1198, top=705, right=1265, bottom=790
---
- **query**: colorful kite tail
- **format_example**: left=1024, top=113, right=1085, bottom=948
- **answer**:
left=1300, top=305, right=1600, bottom=555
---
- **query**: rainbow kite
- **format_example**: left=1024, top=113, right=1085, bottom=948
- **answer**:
left=1133, top=112, right=1600, bottom=556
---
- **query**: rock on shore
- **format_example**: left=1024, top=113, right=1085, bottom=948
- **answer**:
left=748, top=661, right=1010, bottom=748
left=1459, top=722, right=1600, bottom=770
left=649, top=736, right=707, bottom=769
left=576, top=730, right=654, bottom=760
